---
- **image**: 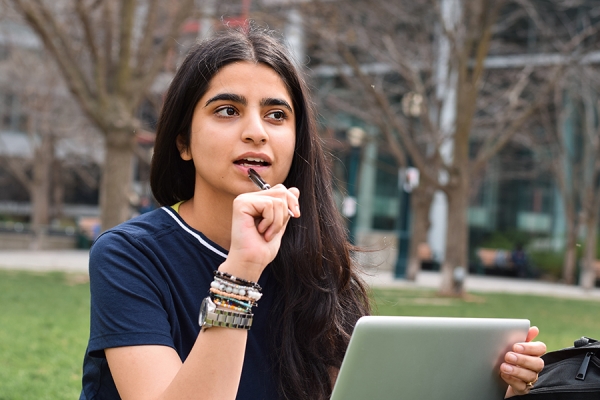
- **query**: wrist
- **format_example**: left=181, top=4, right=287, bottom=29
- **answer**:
left=199, top=270, right=263, bottom=332
left=218, top=259, right=263, bottom=283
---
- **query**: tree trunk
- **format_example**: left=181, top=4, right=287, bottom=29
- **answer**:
left=51, top=158, right=64, bottom=220
left=30, top=134, right=54, bottom=250
left=562, top=208, right=578, bottom=284
left=406, top=185, right=434, bottom=281
left=580, top=209, right=598, bottom=290
left=439, top=175, right=469, bottom=296
left=100, top=129, right=136, bottom=231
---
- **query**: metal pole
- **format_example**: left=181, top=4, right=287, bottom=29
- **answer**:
left=395, top=171, right=411, bottom=278
left=346, top=146, right=361, bottom=244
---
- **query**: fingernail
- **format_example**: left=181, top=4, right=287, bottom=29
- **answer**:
left=501, top=364, right=514, bottom=373
left=515, top=344, right=525, bottom=353
left=507, top=353, right=518, bottom=363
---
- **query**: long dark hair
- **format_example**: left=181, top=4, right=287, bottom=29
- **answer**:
left=150, top=25, right=371, bottom=399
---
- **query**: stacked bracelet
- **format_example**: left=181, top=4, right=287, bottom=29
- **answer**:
left=212, top=297, right=251, bottom=313
left=200, top=271, right=263, bottom=331
left=210, top=277, right=263, bottom=301
left=213, top=270, right=262, bottom=292
left=210, top=288, right=255, bottom=310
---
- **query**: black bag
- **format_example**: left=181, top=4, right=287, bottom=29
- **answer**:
left=513, top=337, right=600, bottom=399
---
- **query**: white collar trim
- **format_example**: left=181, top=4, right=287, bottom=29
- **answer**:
left=161, top=206, right=228, bottom=259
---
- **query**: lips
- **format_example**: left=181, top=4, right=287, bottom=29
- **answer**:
left=233, top=156, right=271, bottom=167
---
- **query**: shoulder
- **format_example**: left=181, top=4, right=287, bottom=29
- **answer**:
left=92, top=208, right=175, bottom=250
left=88, top=208, right=183, bottom=273
left=89, top=207, right=226, bottom=274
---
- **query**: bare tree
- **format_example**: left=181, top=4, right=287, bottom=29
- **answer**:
left=294, top=0, right=579, bottom=295
left=6, top=0, right=195, bottom=231
left=0, top=31, right=102, bottom=247
left=535, top=64, right=600, bottom=288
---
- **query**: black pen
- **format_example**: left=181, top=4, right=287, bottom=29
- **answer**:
left=248, top=168, right=295, bottom=217
left=248, top=168, right=271, bottom=190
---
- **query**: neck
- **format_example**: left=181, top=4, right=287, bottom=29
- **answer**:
left=179, top=189, right=234, bottom=251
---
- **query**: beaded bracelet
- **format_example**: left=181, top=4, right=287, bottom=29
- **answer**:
left=213, top=297, right=252, bottom=313
left=212, top=295, right=253, bottom=311
left=211, top=277, right=263, bottom=301
left=210, top=287, right=255, bottom=304
left=214, top=270, right=262, bottom=292
left=214, top=276, right=248, bottom=289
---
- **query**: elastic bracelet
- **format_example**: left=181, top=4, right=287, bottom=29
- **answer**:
left=213, top=270, right=262, bottom=291
left=210, top=278, right=263, bottom=301
left=214, top=276, right=249, bottom=291
left=213, top=297, right=252, bottom=313
left=212, top=296, right=253, bottom=312
left=210, top=287, right=255, bottom=304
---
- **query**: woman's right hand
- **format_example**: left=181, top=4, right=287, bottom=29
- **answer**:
left=220, top=184, right=300, bottom=282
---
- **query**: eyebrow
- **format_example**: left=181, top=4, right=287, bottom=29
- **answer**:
left=204, top=93, right=293, bottom=114
left=260, top=98, right=294, bottom=113
left=204, top=93, right=246, bottom=107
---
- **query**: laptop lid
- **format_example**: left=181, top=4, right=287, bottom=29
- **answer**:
left=331, top=316, right=530, bottom=400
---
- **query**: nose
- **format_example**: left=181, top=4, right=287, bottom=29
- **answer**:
left=241, top=113, right=268, bottom=144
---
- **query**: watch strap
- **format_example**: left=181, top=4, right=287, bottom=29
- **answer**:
left=205, top=308, right=254, bottom=330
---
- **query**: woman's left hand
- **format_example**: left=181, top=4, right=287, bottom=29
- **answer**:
left=502, top=326, right=546, bottom=398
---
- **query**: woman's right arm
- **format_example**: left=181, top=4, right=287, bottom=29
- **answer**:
left=106, top=327, right=248, bottom=400
left=105, top=185, right=300, bottom=400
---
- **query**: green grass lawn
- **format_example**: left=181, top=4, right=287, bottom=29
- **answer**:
left=371, top=288, right=600, bottom=352
left=0, top=270, right=90, bottom=400
left=0, top=270, right=598, bottom=399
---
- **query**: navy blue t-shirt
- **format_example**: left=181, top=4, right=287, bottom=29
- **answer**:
left=80, top=207, right=279, bottom=399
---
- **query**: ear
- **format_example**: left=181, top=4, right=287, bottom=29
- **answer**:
left=176, top=133, right=192, bottom=161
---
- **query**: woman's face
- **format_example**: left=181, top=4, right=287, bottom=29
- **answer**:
left=179, top=61, right=296, bottom=200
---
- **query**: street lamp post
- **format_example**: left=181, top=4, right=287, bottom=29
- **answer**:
left=394, top=166, right=420, bottom=278
left=344, top=127, right=365, bottom=244
left=395, top=181, right=411, bottom=278
left=395, top=92, right=422, bottom=278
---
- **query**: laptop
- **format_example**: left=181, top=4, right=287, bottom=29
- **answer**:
left=330, top=316, right=530, bottom=400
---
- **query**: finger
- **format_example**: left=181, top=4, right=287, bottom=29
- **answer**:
left=256, top=200, right=275, bottom=234
left=514, top=341, right=547, bottom=357
left=288, top=187, right=300, bottom=198
left=506, top=348, right=545, bottom=371
left=500, top=372, right=533, bottom=396
left=502, top=356, right=543, bottom=379
left=271, top=184, right=301, bottom=218
left=501, top=360, right=539, bottom=385
left=263, top=198, right=287, bottom=241
left=525, top=326, right=540, bottom=342
left=287, top=187, right=301, bottom=217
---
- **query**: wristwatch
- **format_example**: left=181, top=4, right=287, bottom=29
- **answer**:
left=198, top=296, right=253, bottom=331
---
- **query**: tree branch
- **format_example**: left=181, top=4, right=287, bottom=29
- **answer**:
left=132, top=0, right=195, bottom=106
left=135, top=0, right=159, bottom=72
left=12, top=0, right=102, bottom=127
left=116, top=0, right=135, bottom=96
left=75, top=0, right=108, bottom=107
left=472, top=65, right=565, bottom=172
left=103, top=0, right=116, bottom=87
left=337, top=42, right=441, bottom=188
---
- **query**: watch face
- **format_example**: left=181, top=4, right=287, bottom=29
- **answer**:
left=198, top=297, right=215, bottom=327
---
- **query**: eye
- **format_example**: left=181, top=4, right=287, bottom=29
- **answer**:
left=215, top=106, right=238, bottom=117
left=266, top=110, right=287, bottom=121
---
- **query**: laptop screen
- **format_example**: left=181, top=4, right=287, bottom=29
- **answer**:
left=331, top=316, right=529, bottom=400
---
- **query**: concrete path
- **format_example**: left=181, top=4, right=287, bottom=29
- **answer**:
left=1, top=250, right=599, bottom=301
left=363, top=269, right=600, bottom=301
left=0, top=249, right=90, bottom=274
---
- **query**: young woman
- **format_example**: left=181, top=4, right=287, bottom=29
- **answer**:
left=80, top=26, right=544, bottom=400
